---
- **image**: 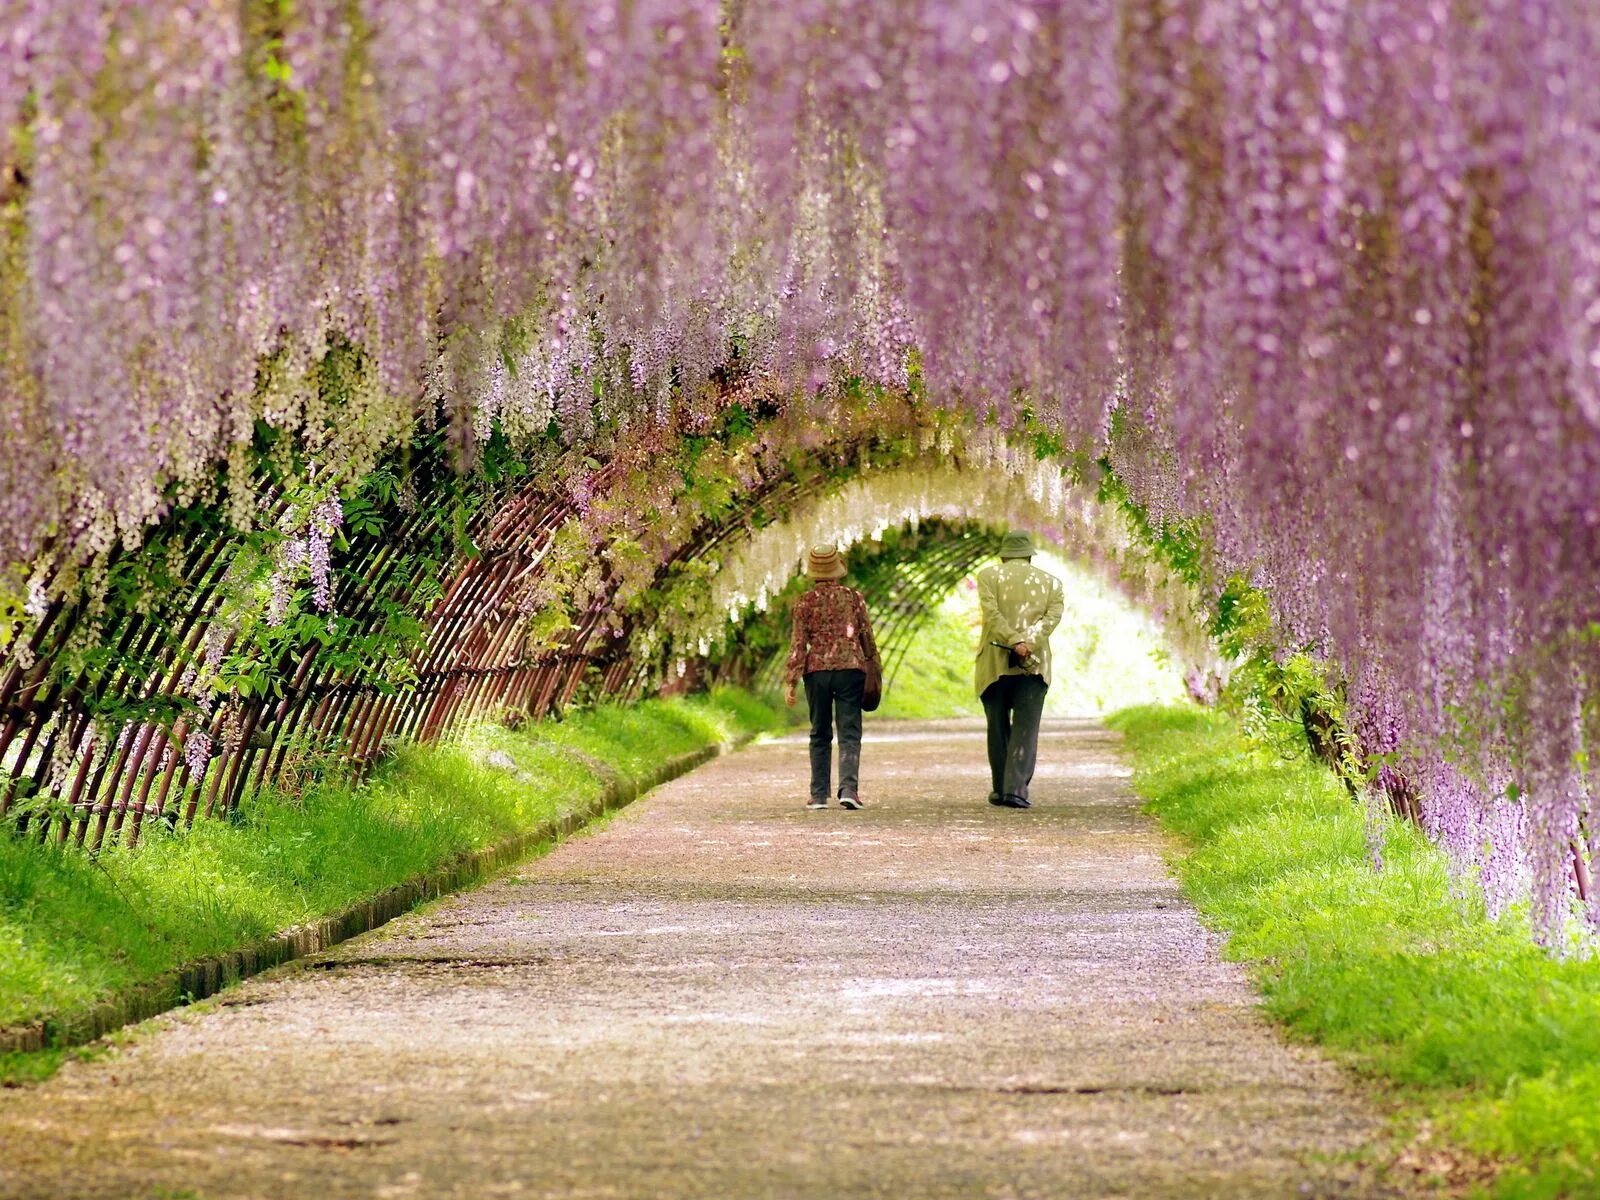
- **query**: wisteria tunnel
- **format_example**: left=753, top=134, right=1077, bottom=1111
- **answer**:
left=2, top=1, right=1600, bottom=1195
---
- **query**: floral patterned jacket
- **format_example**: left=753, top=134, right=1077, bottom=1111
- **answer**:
left=785, top=582, right=880, bottom=684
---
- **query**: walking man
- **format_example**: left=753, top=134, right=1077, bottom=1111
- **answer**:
left=975, top=531, right=1064, bottom=809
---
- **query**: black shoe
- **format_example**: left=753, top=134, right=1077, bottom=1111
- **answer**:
left=991, top=794, right=1031, bottom=809
left=987, top=791, right=1001, bottom=805
left=806, top=798, right=827, bottom=810
left=839, top=795, right=863, bottom=810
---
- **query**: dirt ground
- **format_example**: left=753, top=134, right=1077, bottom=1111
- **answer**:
left=0, top=719, right=1407, bottom=1199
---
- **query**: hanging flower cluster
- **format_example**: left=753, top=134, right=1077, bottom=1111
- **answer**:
left=1101, top=3, right=1600, bottom=942
left=2, top=2, right=1599, bottom=937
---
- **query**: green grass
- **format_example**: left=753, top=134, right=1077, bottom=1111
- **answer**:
left=0, top=688, right=781, bottom=1075
left=1107, top=703, right=1600, bottom=1198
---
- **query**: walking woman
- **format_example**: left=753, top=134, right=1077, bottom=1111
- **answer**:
left=785, top=543, right=881, bottom=810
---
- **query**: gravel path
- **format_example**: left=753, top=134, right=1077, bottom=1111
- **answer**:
left=0, top=719, right=1403, bottom=1199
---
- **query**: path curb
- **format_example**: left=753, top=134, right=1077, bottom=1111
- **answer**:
left=0, top=735, right=750, bottom=1056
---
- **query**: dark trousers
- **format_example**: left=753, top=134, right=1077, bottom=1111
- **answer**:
left=804, top=669, right=865, bottom=800
left=981, top=674, right=1048, bottom=803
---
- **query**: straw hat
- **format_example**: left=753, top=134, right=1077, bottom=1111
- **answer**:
left=806, top=542, right=847, bottom=580
left=999, top=530, right=1036, bottom=560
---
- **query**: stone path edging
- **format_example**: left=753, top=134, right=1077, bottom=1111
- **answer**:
left=0, top=735, right=749, bottom=1056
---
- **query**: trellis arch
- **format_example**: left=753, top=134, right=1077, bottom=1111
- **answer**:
left=646, top=454, right=1212, bottom=693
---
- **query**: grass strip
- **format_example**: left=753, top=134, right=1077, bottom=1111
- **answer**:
left=875, top=589, right=984, bottom=720
left=0, top=689, right=782, bottom=1081
left=1106, top=703, right=1600, bottom=1199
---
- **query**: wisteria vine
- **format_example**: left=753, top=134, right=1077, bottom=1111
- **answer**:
left=2, top=1, right=1600, bottom=940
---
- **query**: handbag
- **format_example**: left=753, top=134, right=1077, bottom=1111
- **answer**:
left=862, top=658, right=882, bottom=712
left=857, top=592, right=882, bottom=711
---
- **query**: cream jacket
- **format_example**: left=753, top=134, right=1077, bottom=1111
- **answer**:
left=974, top=559, right=1065, bottom=697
